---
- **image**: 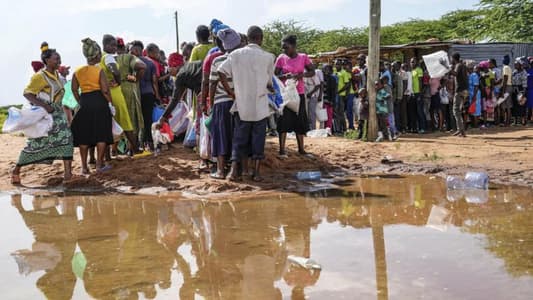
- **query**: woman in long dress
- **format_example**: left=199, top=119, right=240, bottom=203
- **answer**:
left=70, top=38, right=114, bottom=173
left=11, top=42, right=74, bottom=184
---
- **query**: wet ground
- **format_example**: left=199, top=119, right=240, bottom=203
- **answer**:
left=1, top=176, right=532, bottom=300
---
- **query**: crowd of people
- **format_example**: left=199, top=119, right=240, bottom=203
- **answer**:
left=320, top=53, right=533, bottom=141
left=10, top=19, right=533, bottom=184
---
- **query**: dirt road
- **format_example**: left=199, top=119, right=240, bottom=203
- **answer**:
left=1, top=126, right=532, bottom=195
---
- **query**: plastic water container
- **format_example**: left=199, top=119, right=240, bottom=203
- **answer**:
left=446, top=176, right=465, bottom=190
left=296, top=171, right=321, bottom=181
left=152, top=106, right=165, bottom=123
left=464, top=172, right=489, bottom=190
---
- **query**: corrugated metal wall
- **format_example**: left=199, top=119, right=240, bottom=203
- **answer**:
left=450, top=43, right=533, bottom=64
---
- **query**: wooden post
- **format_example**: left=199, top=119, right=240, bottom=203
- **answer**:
left=367, top=0, right=381, bottom=141
left=174, top=11, right=180, bottom=53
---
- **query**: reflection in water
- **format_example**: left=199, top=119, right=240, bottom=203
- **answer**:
left=6, top=176, right=533, bottom=299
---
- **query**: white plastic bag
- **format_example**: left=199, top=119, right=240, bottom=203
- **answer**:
left=168, top=101, right=189, bottom=134
left=2, top=106, right=49, bottom=133
left=280, top=79, right=300, bottom=114
left=23, top=114, right=53, bottom=138
left=422, top=51, right=450, bottom=79
left=199, top=115, right=211, bottom=159
left=112, top=119, right=123, bottom=137
left=151, top=123, right=171, bottom=147
left=315, top=103, right=328, bottom=122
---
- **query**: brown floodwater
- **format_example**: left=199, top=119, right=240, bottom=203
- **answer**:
left=1, top=176, right=532, bottom=300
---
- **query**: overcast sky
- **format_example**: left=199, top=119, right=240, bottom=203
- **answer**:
left=0, top=0, right=478, bottom=106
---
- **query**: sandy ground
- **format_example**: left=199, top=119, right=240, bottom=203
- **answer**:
left=1, top=126, right=532, bottom=196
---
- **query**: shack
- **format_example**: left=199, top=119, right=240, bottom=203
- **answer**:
left=311, top=41, right=533, bottom=65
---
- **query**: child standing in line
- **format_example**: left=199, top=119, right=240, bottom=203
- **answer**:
left=376, top=79, right=391, bottom=142
left=357, top=88, right=369, bottom=141
left=382, top=76, right=396, bottom=140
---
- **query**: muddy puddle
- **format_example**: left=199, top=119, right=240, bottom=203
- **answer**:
left=1, top=176, right=532, bottom=299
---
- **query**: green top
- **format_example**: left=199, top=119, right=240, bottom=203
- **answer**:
left=336, top=69, right=352, bottom=96
left=189, top=44, right=212, bottom=62
left=116, top=54, right=139, bottom=81
left=412, top=67, right=423, bottom=94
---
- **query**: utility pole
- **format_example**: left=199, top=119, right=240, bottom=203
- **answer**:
left=174, top=11, right=180, bottom=52
left=367, top=0, right=381, bottom=142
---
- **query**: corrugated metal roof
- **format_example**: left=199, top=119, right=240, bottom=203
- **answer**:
left=450, top=43, right=533, bottom=64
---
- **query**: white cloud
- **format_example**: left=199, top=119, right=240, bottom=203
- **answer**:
left=266, top=0, right=350, bottom=18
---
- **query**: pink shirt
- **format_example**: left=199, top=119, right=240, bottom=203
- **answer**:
left=430, top=77, right=441, bottom=95
left=275, top=53, right=312, bottom=94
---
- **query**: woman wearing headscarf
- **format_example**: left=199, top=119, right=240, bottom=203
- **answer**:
left=100, top=34, right=137, bottom=155
left=70, top=38, right=114, bottom=174
left=11, top=42, right=74, bottom=185
left=275, top=35, right=315, bottom=158
left=511, top=58, right=528, bottom=126
left=208, top=28, right=240, bottom=179
left=116, top=37, right=146, bottom=153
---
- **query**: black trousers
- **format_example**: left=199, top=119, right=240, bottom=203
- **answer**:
left=141, top=93, right=156, bottom=144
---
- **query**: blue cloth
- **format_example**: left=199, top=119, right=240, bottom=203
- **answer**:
left=469, top=73, right=482, bottom=116
left=139, top=57, right=156, bottom=95
left=152, top=106, right=165, bottom=122
left=211, top=101, right=234, bottom=158
left=210, top=19, right=230, bottom=34
left=208, top=47, right=219, bottom=56
left=381, top=70, right=393, bottom=87
left=268, top=77, right=283, bottom=108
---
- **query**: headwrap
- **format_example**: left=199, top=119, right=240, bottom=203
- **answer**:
left=210, top=19, right=229, bottom=35
left=31, top=61, right=45, bottom=73
left=58, top=65, right=70, bottom=74
left=217, top=28, right=241, bottom=51
left=116, top=37, right=125, bottom=47
left=478, top=60, right=489, bottom=69
left=168, top=52, right=184, bottom=68
left=82, top=38, right=101, bottom=61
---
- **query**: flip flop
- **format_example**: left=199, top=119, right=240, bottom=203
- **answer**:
left=97, top=165, right=113, bottom=173
left=278, top=153, right=289, bottom=159
left=210, top=172, right=226, bottom=180
left=133, top=150, right=152, bottom=159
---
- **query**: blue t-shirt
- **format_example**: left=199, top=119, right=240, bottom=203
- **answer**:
left=139, top=56, right=156, bottom=95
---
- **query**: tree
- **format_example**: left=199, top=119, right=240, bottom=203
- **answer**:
left=478, top=0, right=533, bottom=42
left=262, top=20, right=320, bottom=57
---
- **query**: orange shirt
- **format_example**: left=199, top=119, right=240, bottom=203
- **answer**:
left=75, top=65, right=101, bottom=93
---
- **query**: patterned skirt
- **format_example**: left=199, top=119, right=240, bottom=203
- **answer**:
left=17, top=102, right=74, bottom=166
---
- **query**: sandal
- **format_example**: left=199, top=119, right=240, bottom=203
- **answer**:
left=81, top=169, right=91, bottom=176
left=226, top=172, right=241, bottom=182
left=278, top=153, right=289, bottom=159
left=210, top=172, right=226, bottom=180
left=97, top=165, right=113, bottom=173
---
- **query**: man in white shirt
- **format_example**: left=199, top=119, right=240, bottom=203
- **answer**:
left=218, top=26, right=275, bottom=181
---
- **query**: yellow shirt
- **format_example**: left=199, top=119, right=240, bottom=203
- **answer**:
left=75, top=65, right=101, bottom=93
left=189, top=44, right=212, bottom=62
left=24, top=70, right=64, bottom=103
